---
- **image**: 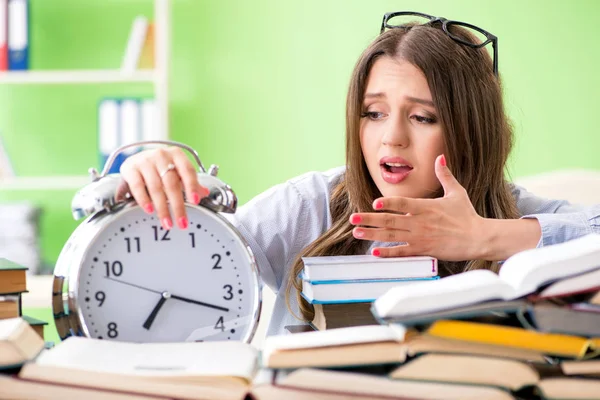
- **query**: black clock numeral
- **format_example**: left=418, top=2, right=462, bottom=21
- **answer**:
left=189, top=232, right=196, bottom=248
left=152, top=225, right=171, bottom=241
left=95, top=291, right=106, bottom=307
left=104, top=261, right=123, bottom=277
left=212, top=254, right=222, bottom=270
left=125, top=237, right=141, bottom=253
left=215, top=316, right=225, bottom=332
left=107, top=322, right=118, bottom=338
left=223, top=284, right=233, bottom=301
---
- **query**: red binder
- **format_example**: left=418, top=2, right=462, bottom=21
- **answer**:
left=0, top=0, right=8, bottom=70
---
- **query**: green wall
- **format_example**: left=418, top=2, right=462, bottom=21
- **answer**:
left=1, top=0, right=599, bottom=271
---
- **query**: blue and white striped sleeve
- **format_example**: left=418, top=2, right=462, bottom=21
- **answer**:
left=512, top=184, right=600, bottom=247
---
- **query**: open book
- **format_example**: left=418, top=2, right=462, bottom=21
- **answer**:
left=18, top=336, right=257, bottom=400
left=373, top=233, right=600, bottom=320
left=261, top=323, right=548, bottom=369
left=0, top=317, right=44, bottom=369
left=389, top=353, right=600, bottom=399
left=251, top=368, right=515, bottom=400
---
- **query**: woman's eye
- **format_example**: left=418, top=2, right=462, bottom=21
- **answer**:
left=412, top=115, right=436, bottom=124
left=361, top=111, right=385, bottom=120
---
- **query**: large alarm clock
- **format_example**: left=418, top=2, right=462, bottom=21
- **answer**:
left=52, top=141, right=261, bottom=343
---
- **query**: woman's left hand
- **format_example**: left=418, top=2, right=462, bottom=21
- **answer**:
left=350, top=155, right=487, bottom=261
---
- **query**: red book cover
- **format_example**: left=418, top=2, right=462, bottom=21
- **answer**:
left=0, top=0, right=7, bottom=70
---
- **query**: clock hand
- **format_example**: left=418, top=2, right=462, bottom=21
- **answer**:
left=170, top=294, right=229, bottom=313
left=104, top=276, right=163, bottom=294
left=143, top=291, right=170, bottom=330
left=104, top=276, right=230, bottom=313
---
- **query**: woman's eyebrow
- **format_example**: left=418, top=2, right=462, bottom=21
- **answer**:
left=406, top=96, right=435, bottom=107
left=364, top=92, right=386, bottom=100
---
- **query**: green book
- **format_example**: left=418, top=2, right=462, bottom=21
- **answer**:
left=0, top=258, right=27, bottom=295
left=22, top=315, right=48, bottom=340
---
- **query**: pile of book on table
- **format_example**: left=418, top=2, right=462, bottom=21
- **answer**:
left=2, top=234, right=600, bottom=400
left=0, top=258, right=47, bottom=340
left=300, top=254, right=439, bottom=330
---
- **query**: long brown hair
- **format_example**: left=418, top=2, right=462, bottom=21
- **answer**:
left=287, top=24, right=520, bottom=321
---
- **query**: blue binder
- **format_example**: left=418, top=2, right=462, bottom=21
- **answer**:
left=7, top=0, right=28, bottom=70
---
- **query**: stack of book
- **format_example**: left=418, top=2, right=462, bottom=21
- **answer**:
left=300, top=255, right=439, bottom=330
left=0, top=258, right=47, bottom=340
left=2, top=235, right=600, bottom=399
left=2, top=320, right=599, bottom=399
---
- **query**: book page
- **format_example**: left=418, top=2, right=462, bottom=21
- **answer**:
left=0, top=317, right=23, bottom=340
left=538, top=267, right=600, bottom=298
left=372, top=269, right=512, bottom=319
left=389, top=353, right=539, bottom=391
left=500, top=233, right=600, bottom=298
left=35, top=337, right=258, bottom=380
left=283, top=368, right=514, bottom=400
left=261, top=325, right=406, bottom=364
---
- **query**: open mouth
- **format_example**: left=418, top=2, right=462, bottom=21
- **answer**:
left=380, top=161, right=413, bottom=184
left=381, top=162, right=413, bottom=174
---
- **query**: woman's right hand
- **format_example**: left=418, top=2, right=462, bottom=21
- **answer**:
left=118, top=147, right=211, bottom=230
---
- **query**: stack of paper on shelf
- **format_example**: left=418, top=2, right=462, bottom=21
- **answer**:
left=301, top=255, right=439, bottom=330
left=0, top=203, right=42, bottom=274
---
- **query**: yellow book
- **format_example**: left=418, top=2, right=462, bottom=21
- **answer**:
left=138, top=22, right=154, bottom=69
left=427, top=320, right=599, bottom=358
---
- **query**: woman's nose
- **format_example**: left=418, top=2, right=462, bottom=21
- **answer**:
left=382, top=118, right=409, bottom=148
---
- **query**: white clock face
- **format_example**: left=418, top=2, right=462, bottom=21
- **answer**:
left=75, top=205, right=259, bottom=343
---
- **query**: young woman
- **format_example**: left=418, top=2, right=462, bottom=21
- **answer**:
left=119, top=12, right=600, bottom=335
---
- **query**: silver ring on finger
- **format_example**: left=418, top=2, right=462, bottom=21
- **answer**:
left=159, top=163, right=176, bottom=178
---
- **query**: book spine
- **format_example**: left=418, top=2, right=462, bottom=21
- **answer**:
left=0, top=0, right=7, bottom=70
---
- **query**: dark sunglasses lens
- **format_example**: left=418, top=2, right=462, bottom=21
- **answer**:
left=445, top=21, right=489, bottom=46
left=385, top=14, right=433, bottom=29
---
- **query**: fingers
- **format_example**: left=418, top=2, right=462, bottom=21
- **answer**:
left=120, top=162, right=154, bottom=213
left=352, top=226, right=411, bottom=243
left=140, top=159, right=173, bottom=230
left=434, top=154, right=461, bottom=196
left=170, top=148, right=210, bottom=204
left=372, top=196, right=425, bottom=214
left=350, top=212, right=412, bottom=231
left=371, top=245, right=415, bottom=258
left=119, top=146, right=211, bottom=231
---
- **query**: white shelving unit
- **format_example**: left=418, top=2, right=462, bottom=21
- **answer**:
left=0, top=0, right=170, bottom=191
left=0, top=69, right=155, bottom=84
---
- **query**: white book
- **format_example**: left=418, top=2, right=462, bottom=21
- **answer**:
left=373, top=233, right=600, bottom=320
left=32, top=336, right=257, bottom=380
left=261, top=324, right=407, bottom=367
left=98, top=99, right=119, bottom=157
left=302, top=255, right=437, bottom=281
left=119, top=99, right=141, bottom=155
left=18, top=337, right=257, bottom=400
left=121, top=16, right=148, bottom=72
left=301, top=276, right=439, bottom=304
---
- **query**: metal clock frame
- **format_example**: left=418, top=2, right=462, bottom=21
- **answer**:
left=52, top=141, right=262, bottom=344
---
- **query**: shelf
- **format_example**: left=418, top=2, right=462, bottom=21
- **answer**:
left=0, top=176, right=93, bottom=190
left=0, top=69, right=155, bottom=85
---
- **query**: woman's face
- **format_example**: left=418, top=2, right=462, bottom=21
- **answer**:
left=360, top=56, right=445, bottom=199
